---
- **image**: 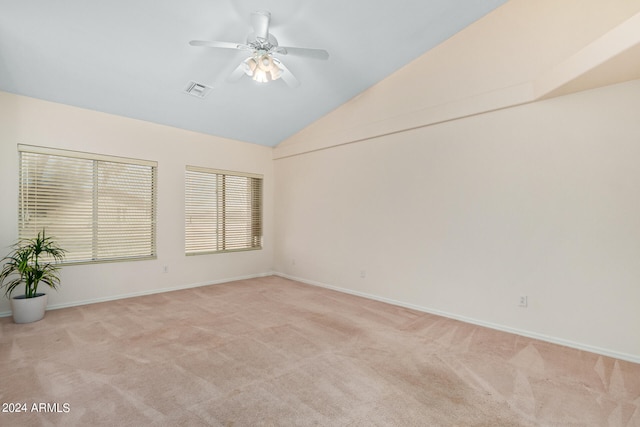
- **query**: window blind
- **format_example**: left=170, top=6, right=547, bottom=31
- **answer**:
left=18, top=144, right=157, bottom=263
left=185, top=166, right=262, bottom=254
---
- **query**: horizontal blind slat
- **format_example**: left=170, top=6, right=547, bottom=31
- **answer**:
left=19, top=148, right=157, bottom=263
left=185, top=169, right=262, bottom=254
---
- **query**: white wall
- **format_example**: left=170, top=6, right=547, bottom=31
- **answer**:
left=0, top=91, right=274, bottom=314
left=274, top=80, right=640, bottom=362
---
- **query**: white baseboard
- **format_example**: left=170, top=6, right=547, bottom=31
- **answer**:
left=0, top=272, right=273, bottom=318
left=4, top=270, right=637, bottom=364
left=274, top=272, right=640, bottom=365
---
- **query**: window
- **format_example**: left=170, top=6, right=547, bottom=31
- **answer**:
left=18, top=144, right=157, bottom=263
left=185, top=166, right=262, bottom=254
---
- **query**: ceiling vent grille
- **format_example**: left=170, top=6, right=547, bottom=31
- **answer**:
left=184, top=81, right=212, bottom=98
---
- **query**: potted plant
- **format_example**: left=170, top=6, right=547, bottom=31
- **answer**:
left=0, top=229, right=66, bottom=323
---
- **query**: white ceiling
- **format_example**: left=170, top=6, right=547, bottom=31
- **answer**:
left=0, top=0, right=507, bottom=147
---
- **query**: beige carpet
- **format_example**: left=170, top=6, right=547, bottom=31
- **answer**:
left=0, top=275, right=638, bottom=426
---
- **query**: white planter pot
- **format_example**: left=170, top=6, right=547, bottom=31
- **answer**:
left=11, top=293, right=48, bottom=324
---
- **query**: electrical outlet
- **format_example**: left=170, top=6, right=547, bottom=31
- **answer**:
left=519, top=296, right=528, bottom=307
left=360, top=270, right=366, bottom=278
left=163, top=266, right=168, bottom=273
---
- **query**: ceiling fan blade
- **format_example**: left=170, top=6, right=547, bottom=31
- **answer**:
left=275, top=46, right=329, bottom=60
left=250, top=10, right=271, bottom=41
left=275, top=59, right=300, bottom=88
left=227, top=62, right=248, bottom=82
left=189, top=40, right=252, bottom=51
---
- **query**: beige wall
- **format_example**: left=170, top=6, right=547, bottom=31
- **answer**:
left=275, top=0, right=640, bottom=159
left=274, top=80, right=640, bottom=362
left=0, top=91, right=274, bottom=314
left=2, top=57, right=639, bottom=364
left=2, top=81, right=638, bottom=362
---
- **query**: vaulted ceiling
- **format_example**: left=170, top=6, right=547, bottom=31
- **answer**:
left=275, top=0, right=640, bottom=158
left=2, top=1, right=639, bottom=149
left=0, top=0, right=507, bottom=146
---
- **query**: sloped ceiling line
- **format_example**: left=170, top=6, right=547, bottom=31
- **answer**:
left=535, top=11, right=640, bottom=99
left=274, top=8, right=640, bottom=160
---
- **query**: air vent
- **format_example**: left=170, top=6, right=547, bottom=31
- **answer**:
left=184, top=81, right=212, bottom=98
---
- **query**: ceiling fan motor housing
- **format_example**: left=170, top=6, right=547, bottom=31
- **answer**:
left=247, top=33, right=279, bottom=51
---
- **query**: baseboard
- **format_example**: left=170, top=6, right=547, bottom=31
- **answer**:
left=274, top=272, right=640, bottom=365
left=0, top=271, right=274, bottom=318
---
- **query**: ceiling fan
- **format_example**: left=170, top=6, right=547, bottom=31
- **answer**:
left=189, top=10, right=329, bottom=87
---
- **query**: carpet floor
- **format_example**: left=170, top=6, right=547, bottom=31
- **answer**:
left=0, top=275, right=638, bottom=426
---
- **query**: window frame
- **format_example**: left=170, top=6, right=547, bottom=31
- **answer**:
left=18, top=144, right=158, bottom=265
left=185, top=165, right=263, bottom=255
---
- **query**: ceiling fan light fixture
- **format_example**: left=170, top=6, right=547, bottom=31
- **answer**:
left=243, top=54, right=282, bottom=83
